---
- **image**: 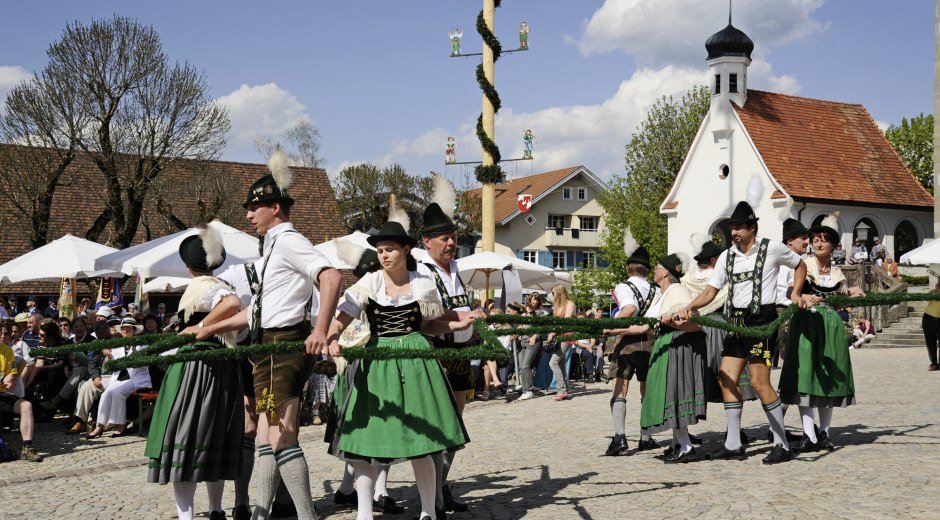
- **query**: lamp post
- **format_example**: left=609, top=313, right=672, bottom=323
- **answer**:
left=855, top=221, right=873, bottom=325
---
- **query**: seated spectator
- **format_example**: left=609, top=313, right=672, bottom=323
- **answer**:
left=71, top=318, right=93, bottom=344
left=68, top=321, right=112, bottom=434
left=29, top=321, right=68, bottom=400
left=18, top=313, right=43, bottom=389
left=85, top=317, right=151, bottom=438
left=832, top=243, right=847, bottom=265
left=871, top=237, right=887, bottom=266
left=851, top=318, right=875, bottom=349
left=882, top=256, right=900, bottom=280
left=848, top=239, right=868, bottom=264
left=39, top=322, right=88, bottom=414
left=0, top=342, right=42, bottom=461
left=57, top=316, right=74, bottom=341
left=94, top=306, right=113, bottom=323
left=141, top=314, right=161, bottom=334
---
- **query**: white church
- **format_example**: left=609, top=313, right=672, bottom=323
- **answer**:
left=661, top=18, right=933, bottom=260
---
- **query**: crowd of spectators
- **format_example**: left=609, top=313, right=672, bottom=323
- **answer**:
left=0, top=295, right=164, bottom=462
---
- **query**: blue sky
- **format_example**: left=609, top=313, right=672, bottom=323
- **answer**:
left=0, top=1, right=933, bottom=186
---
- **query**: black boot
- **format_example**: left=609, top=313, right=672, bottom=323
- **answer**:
left=443, top=484, right=468, bottom=512
left=605, top=434, right=629, bottom=456
left=818, top=430, right=835, bottom=451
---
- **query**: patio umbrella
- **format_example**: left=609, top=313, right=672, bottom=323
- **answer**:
left=0, top=234, right=121, bottom=283
left=94, top=220, right=261, bottom=278
left=900, top=238, right=939, bottom=265
left=142, top=276, right=191, bottom=292
left=456, top=251, right=555, bottom=293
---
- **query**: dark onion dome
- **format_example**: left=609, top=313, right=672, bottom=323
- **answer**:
left=705, top=23, right=754, bottom=60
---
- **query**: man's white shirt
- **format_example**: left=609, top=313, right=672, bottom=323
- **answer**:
left=708, top=236, right=802, bottom=308
left=612, top=276, right=656, bottom=316
left=416, top=259, right=473, bottom=343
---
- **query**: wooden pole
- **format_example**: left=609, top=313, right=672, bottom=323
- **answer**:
left=481, top=0, right=496, bottom=253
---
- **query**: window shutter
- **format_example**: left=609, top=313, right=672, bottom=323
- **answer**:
left=575, top=251, right=584, bottom=268
left=566, top=251, right=575, bottom=269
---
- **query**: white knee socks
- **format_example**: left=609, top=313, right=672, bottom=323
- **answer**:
left=411, top=456, right=437, bottom=520
left=798, top=406, right=818, bottom=442
left=817, top=407, right=833, bottom=433
left=353, top=462, right=378, bottom=520
left=723, top=401, right=744, bottom=450
left=173, top=481, right=197, bottom=520
left=373, top=464, right=390, bottom=501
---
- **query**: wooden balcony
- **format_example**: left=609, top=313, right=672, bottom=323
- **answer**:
left=543, top=227, right=602, bottom=248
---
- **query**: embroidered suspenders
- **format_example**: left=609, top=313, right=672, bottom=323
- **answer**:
left=625, top=281, right=655, bottom=317
left=428, top=265, right=472, bottom=310
left=724, top=238, right=770, bottom=314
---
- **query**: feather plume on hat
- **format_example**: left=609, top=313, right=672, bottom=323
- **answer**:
left=335, top=238, right=366, bottom=269
left=267, top=147, right=293, bottom=192
left=432, top=172, right=456, bottom=219
left=746, top=172, right=764, bottom=209
left=690, top=233, right=708, bottom=256
left=778, top=198, right=794, bottom=220
left=387, top=194, right=411, bottom=233
left=675, top=252, right=691, bottom=275
left=200, top=225, right=224, bottom=268
left=622, top=226, right=638, bottom=256
left=821, top=211, right=840, bottom=232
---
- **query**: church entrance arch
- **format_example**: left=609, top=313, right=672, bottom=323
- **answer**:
left=894, top=220, right=919, bottom=260
left=710, top=218, right=732, bottom=248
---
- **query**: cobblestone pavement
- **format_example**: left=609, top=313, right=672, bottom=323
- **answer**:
left=3, top=347, right=939, bottom=519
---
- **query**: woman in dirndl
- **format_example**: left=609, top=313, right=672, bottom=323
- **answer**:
left=778, top=212, right=863, bottom=454
left=145, top=226, right=244, bottom=520
left=637, top=254, right=710, bottom=463
left=326, top=216, right=473, bottom=520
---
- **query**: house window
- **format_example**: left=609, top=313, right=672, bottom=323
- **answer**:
left=714, top=73, right=721, bottom=95
left=579, top=216, right=598, bottom=231
left=552, top=251, right=566, bottom=269
left=522, top=250, right=537, bottom=263
left=582, top=251, right=596, bottom=268
left=729, top=73, right=738, bottom=93
left=577, top=187, right=587, bottom=200
left=547, top=214, right=566, bottom=229
left=562, top=187, right=572, bottom=200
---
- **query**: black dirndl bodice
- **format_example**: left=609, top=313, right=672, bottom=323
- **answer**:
left=806, top=280, right=843, bottom=297
left=365, top=299, right=423, bottom=338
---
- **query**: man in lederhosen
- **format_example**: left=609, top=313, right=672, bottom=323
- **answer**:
left=190, top=150, right=341, bottom=519
left=603, top=245, right=659, bottom=456
left=417, top=195, right=484, bottom=516
left=676, top=201, right=808, bottom=464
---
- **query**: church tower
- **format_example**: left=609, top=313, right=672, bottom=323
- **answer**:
left=705, top=9, right=753, bottom=111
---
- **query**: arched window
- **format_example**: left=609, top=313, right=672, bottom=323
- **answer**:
left=852, top=217, right=880, bottom=253
left=711, top=218, right=731, bottom=248
left=894, top=220, right=919, bottom=260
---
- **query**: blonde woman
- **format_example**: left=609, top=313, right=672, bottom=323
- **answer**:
left=546, top=285, right=576, bottom=401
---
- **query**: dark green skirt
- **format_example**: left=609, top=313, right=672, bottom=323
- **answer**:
left=329, top=333, right=469, bottom=463
left=778, top=306, right=855, bottom=407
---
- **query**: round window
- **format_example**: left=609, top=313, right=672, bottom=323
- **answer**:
left=718, top=164, right=730, bottom=180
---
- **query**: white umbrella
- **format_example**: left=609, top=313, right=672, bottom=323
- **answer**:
left=0, top=234, right=121, bottom=283
left=94, top=220, right=261, bottom=278
left=142, top=276, right=191, bottom=292
left=900, top=238, right=939, bottom=265
left=456, top=251, right=555, bottom=293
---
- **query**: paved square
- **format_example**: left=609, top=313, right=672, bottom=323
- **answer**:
left=3, top=347, right=938, bottom=519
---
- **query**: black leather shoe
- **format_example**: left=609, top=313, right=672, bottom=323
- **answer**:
left=708, top=445, right=747, bottom=461
left=605, top=434, right=629, bottom=456
left=792, top=436, right=820, bottom=454
left=818, top=431, right=835, bottom=451
left=762, top=444, right=794, bottom=464
left=689, top=434, right=702, bottom=445
left=270, top=500, right=296, bottom=519
left=209, top=511, right=227, bottom=520
left=435, top=506, right=448, bottom=519
left=766, top=430, right=803, bottom=443
left=636, top=438, right=658, bottom=451
left=232, top=504, right=250, bottom=520
left=664, top=446, right=700, bottom=464
left=443, top=485, right=468, bottom=512
left=663, top=444, right=678, bottom=458
left=334, top=489, right=358, bottom=507
left=374, top=494, right=405, bottom=514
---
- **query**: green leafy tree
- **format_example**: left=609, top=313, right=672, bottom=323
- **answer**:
left=332, top=163, right=436, bottom=241
left=597, top=85, right=710, bottom=279
left=885, top=113, right=933, bottom=193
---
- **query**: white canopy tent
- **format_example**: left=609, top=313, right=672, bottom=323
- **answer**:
left=94, top=220, right=262, bottom=279
left=900, top=238, right=940, bottom=265
left=0, top=234, right=121, bottom=283
left=142, top=276, right=191, bottom=293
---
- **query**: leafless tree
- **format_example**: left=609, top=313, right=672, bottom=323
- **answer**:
left=254, top=119, right=324, bottom=168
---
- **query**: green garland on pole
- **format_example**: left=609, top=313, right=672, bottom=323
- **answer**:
left=30, top=333, right=191, bottom=358
left=474, top=0, right=505, bottom=185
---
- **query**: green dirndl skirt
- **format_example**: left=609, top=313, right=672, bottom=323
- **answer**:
left=778, top=306, right=856, bottom=407
left=329, top=333, right=469, bottom=464
left=145, top=342, right=244, bottom=483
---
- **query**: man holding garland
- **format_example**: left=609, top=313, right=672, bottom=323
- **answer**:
left=676, top=201, right=808, bottom=464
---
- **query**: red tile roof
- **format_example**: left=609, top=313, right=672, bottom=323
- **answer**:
left=734, top=90, right=933, bottom=208
left=466, top=166, right=583, bottom=223
left=0, top=146, right=348, bottom=296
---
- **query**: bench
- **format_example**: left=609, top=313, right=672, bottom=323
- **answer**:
left=129, top=390, right=159, bottom=437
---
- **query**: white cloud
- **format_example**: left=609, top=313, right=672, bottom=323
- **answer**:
left=575, top=0, right=828, bottom=67
left=0, top=65, right=32, bottom=105
left=748, top=59, right=802, bottom=95
left=875, top=120, right=890, bottom=132
left=216, top=83, right=310, bottom=160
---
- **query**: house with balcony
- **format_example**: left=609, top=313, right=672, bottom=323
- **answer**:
left=467, top=166, right=609, bottom=271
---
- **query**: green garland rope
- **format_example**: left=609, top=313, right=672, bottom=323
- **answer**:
left=29, top=291, right=939, bottom=370
left=474, top=0, right=505, bottom=185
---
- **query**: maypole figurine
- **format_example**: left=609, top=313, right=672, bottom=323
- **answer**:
left=519, top=21, right=529, bottom=50
left=449, top=27, right=464, bottom=56
left=446, top=136, right=457, bottom=163
left=523, top=129, right=534, bottom=159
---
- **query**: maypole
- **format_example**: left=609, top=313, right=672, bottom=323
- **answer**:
left=477, top=0, right=502, bottom=252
